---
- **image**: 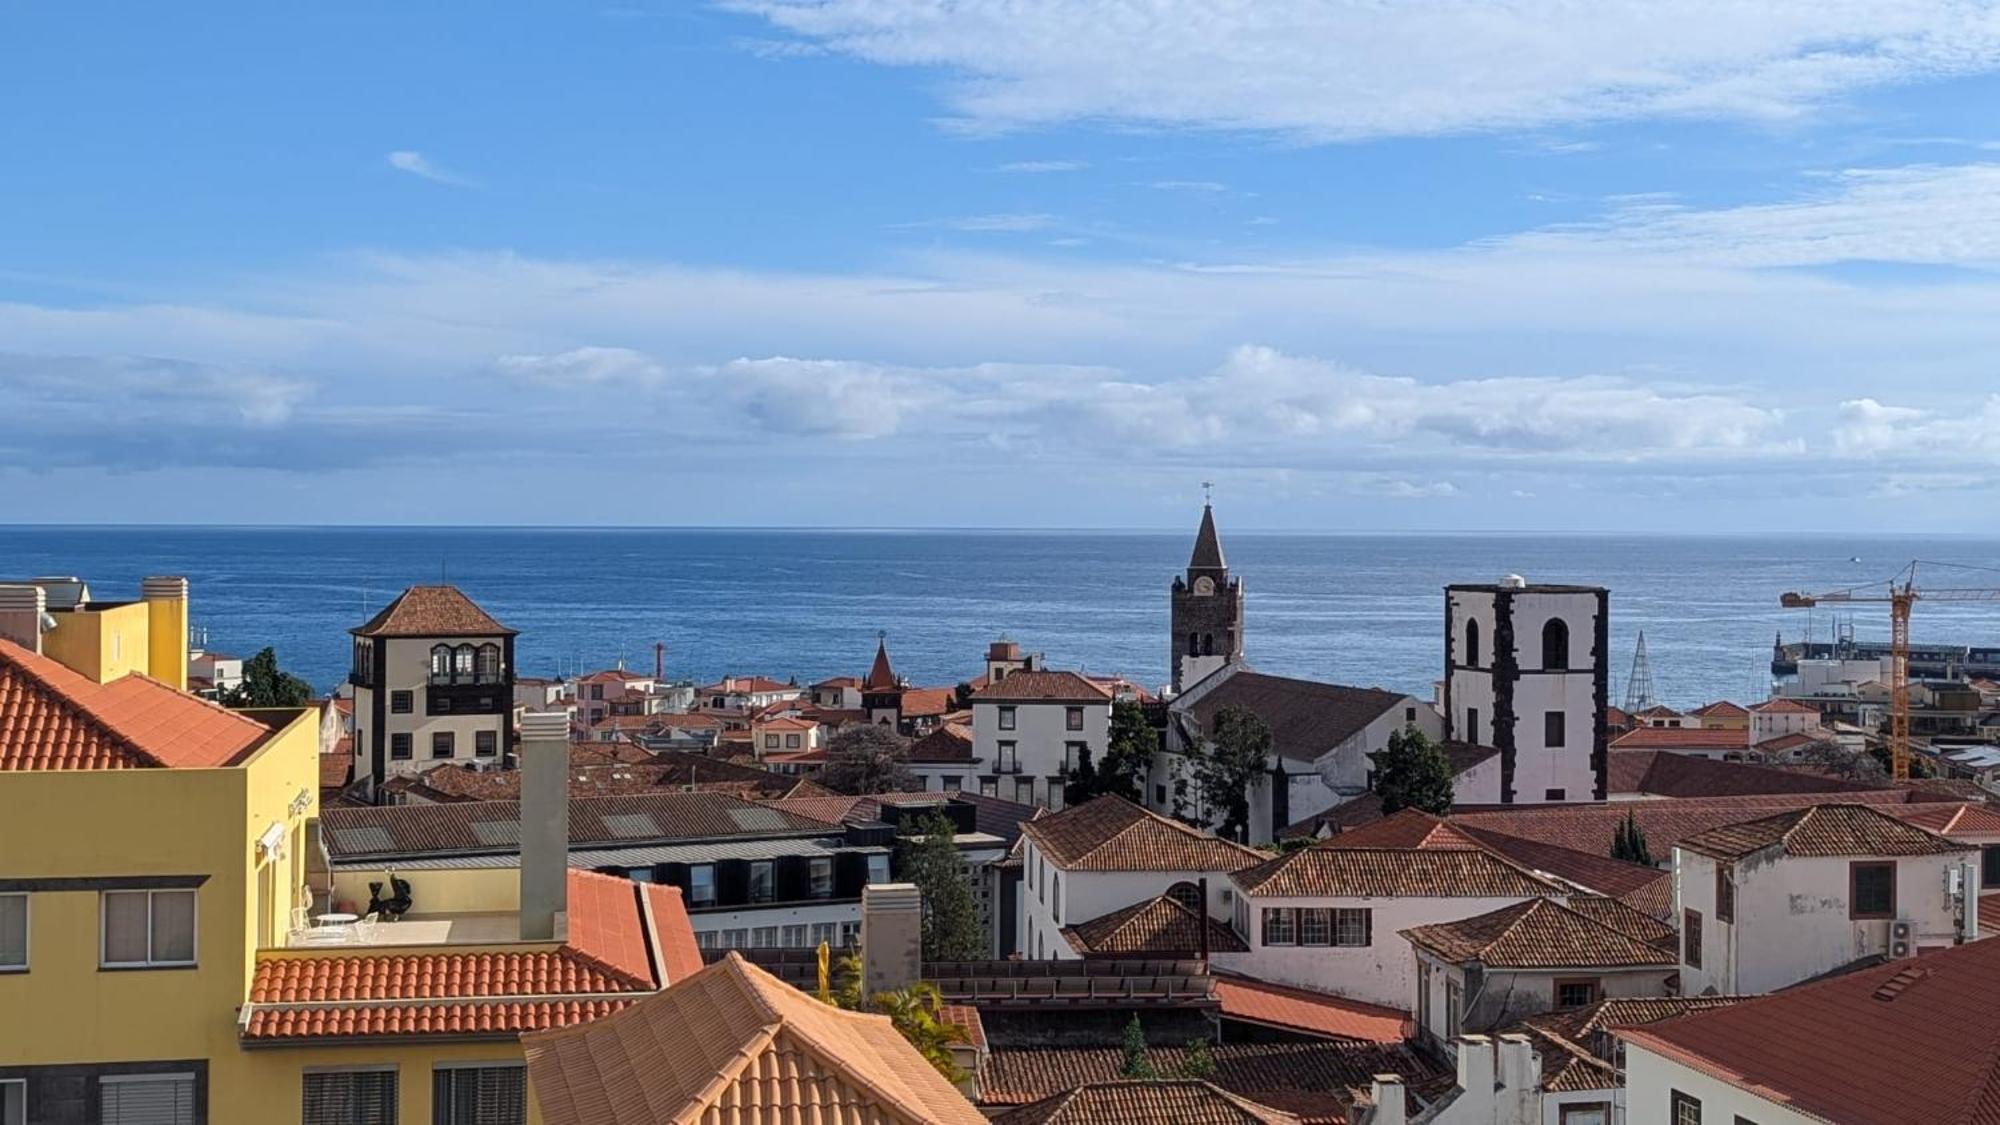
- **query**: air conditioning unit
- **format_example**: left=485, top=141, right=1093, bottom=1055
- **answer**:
left=1890, top=919, right=1915, bottom=959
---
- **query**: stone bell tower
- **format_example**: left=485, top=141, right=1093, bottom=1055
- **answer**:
left=1169, top=498, right=1244, bottom=693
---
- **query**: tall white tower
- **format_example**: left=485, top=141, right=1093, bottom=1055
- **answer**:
left=1444, top=575, right=1609, bottom=804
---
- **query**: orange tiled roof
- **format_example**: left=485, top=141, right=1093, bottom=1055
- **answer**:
left=0, top=637, right=273, bottom=770
left=1521, top=995, right=1750, bottom=1093
left=351, top=585, right=513, bottom=637
left=1751, top=697, right=1820, bottom=714
left=244, top=999, right=635, bottom=1040
left=1021, top=796, right=1265, bottom=873
left=1693, top=700, right=1750, bottom=717
left=972, top=670, right=1112, bottom=704
left=977, top=1041, right=1444, bottom=1117
left=1677, top=803, right=1963, bottom=861
left=899, top=686, right=958, bottom=717
left=1235, top=841, right=1562, bottom=899
left=1610, top=727, right=1749, bottom=751
left=1061, top=895, right=1248, bottom=956
left=1401, top=898, right=1677, bottom=969
left=640, top=883, right=705, bottom=986
left=1315, top=809, right=1481, bottom=851
left=1893, top=802, right=2000, bottom=837
left=995, top=1080, right=1303, bottom=1124
left=1213, top=973, right=1410, bottom=1043
left=1453, top=790, right=1929, bottom=858
left=524, top=952, right=987, bottom=1125
left=908, top=722, right=974, bottom=762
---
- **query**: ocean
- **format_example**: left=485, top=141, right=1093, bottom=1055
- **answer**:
left=4, top=526, right=2000, bottom=708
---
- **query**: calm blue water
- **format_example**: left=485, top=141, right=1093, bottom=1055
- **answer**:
left=4, top=527, right=1999, bottom=707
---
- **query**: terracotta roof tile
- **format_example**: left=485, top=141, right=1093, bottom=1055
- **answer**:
left=899, top=686, right=958, bottom=717
left=972, top=670, right=1112, bottom=704
left=1618, top=937, right=2000, bottom=1124
left=351, top=585, right=512, bottom=637
left=1676, top=803, right=1964, bottom=861
left=321, top=790, right=832, bottom=859
left=1183, top=672, right=1410, bottom=764
left=908, top=722, right=974, bottom=762
left=939, top=1004, right=987, bottom=1051
left=1213, top=973, right=1410, bottom=1043
left=700, top=675, right=798, bottom=695
left=977, top=1041, right=1445, bottom=1117
left=1062, top=895, right=1248, bottom=955
left=1453, top=790, right=1930, bottom=857
left=1609, top=727, right=1749, bottom=751
left=1608, top=749, right=1876, bottom=798
left=524, top=952, right=986, bottom=1125
left=639, top=883, right=704, bottom=986
left=1893, top=802, right=2000, bottom=837
left=1401, top=898, right=1676, bottom=969
left=1021, top=796, right=1265, bottom=872
left=1452, top=825, right=1671, bottom=903
left=1316, top=809, right=1482, bottom=851
left=1692, top=700, right=1750, bottom=717
left=1519, top=996, right=1750, bottom=1093
left=1235, top=845, right=1561, bottom=899
left=995, top=1080, right=1304, bottom=1124
left=243, top=998, right=634, bottom=1040
left=0, top=637, right=273, bottom=770
left=1559, top=895, right=1678, bottom=948
left=1750, top=697, right=1820, bottom=714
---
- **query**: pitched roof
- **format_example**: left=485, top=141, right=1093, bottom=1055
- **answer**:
left=243, top=871, right=691, bottom=1042
left=1212, top=973, right=1410, bottom=1043
left=972, top=669, right=1113, bottom=704
left=1020, top=796, right=1264, bottom=872
left=1618, top=937, right=2000, bottom=1125
left=1608, top=749, right=1878, bottom=799
left=1692, top=700, right=1750, bottom=718
left=1402, top=898, right=1676, bottom=969
left=899, top=686, right=958, bottom=717
left=1751, top=697, right=1820, bottom=714
left=524, top=952, right=986, bottom=1125
left=1559, top=895, right=1679, bottom=948
left=1181, top=672, right=1409, bottom=763
left=1609, top=727, right=1749, bottom=751
left=321, top=791, right=833, bottom=860
left=1452, top=825, right=1670, bottom=905
left=1317, top=808, right=1481, bottom=851
left=0, top=637, right=274, bottom=770
left=1676, top=803, right=1963, bottom=861
left=1238, top=818, right=1563, bottom=898
left=1453, top=790, right=1931, bottom=858
left=1061, top=894, right=1248, bottom=955
left=351, top=585, right=513, bottom=637
left=1519, top=996, right=1750, bottom=1094
left=863, top=638, right=898, bottom=691
left=701, top=675, right=797, bottom=695
left=386, top=751, right=805, bottom=803
left=1189, top=503, right=1227, bottom=571
left=995, top=1081, right=1302, bottom=1125
left=908, top=722, right=974, bottom=762
left=1893, top=801, right=2000, bottom=837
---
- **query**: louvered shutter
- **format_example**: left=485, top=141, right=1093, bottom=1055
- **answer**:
left=99, top=1075, right=194, bottom=1125
left=303, top=1070, right=397, bottom=1125
left=432, top=1066, right=525, bottom=1125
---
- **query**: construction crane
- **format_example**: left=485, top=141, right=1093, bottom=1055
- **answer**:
left=1780, top=562, right=2000, bottom=780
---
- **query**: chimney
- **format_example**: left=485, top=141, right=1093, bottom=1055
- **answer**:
left=861, top=882, right=923, bottom=997
left=1456, top=1034, right=1496, bottom=1097
left=1496, top=1032, right=1538, bottom=1116
left=1366, top=1075, right=1406, bottom=1125
left=654, top=642, right=665, bottom=682
left=140, top=576, right=189, bottom=692
left=0, top=585, right=47, bottom=655
left=519, top=712, right=571, bottom=941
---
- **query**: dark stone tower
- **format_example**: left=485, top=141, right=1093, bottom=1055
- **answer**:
left=1169, top=503, right=1245, bottom=692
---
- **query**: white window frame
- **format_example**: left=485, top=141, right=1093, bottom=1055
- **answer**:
left=99, top=1072, right=196, bottom=1125
left=998, top=706, right=1017, bottom=731
left=1333, top=907, right=1372, bottom=947
left=2, top=1078, right=24, bottom=1125
left=0, top=892, right=26, bottom=972
left=100, top=888, right=197, bottom=968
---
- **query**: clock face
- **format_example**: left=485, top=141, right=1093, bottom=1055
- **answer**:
left=1194, top=576, right=1215, bottom=596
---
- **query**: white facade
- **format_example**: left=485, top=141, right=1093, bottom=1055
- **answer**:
left=1446, top=583, right=1607, bottom=805
left=1411, top=952, right=1674, bottom=1046
left=1403, top=1035, right=1609, bottom=1125
left=353, top=632, right=511, bottom=787
left=970, top=695, right=1110, bottom=811
left=1621, top=1045, right=1815, bottom=1125
left=1017, top=835, right=1232, bottom=960
left=1675, top=843, right=1974, bottom=996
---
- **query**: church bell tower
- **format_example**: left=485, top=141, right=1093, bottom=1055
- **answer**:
left=1169, top=498, right=1244, bottom=693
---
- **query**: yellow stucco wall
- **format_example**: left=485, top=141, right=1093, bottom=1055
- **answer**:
left=42, top=601, right=152, bottom=683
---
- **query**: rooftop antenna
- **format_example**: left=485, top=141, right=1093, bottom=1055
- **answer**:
left=1623, top=631, right=1659, bottom=712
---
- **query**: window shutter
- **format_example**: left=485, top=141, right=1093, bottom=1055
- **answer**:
left=100, top=1075, right=195, bottom=1125
left=304, top=1070, right=397, bottom=1125
left=434, top=1067, right=524, bottom=1125
left=0, top=895, right=24, bottom=967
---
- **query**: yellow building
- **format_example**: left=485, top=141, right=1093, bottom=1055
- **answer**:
left=0, top=632, right=701, bottom=1125
left=0, top=574, right=190, bottom=689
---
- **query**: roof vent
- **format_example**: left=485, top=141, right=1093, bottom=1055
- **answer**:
left=1500, top=574, right=1528, bottom=589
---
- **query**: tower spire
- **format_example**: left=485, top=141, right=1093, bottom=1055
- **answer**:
left=864, top=631, right=897, bottom=691
left=1188, top=497, right=1226, bottom=573
left=1622, top=631, right=1659, bottom=712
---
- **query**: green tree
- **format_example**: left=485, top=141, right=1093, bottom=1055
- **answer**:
left=870, top=982, right=971, bottom=1083
left=1178, top=1037, right=1217, bottom=1080
left=1369, top=726, right=1455, bottom=816
left=1063, top=700, right=1156, bottom=805
left=900, top=812, right=986, bottom=961
left=818, top=724, right=916, bottom=795
left=1611, top=809, right=1654, bottom=866
left=953, top=681, right=976, bottom=709
left=1189, top=704, right=1272, bottom=841
left=1119, top=1014, right=1156, bottom=1079
left=223, top=647, right=314, bottom=708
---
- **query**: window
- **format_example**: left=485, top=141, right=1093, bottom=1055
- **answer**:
left=303, top=1068, right=396, bottom=1125
left=390, top=733, right=412, bottom=760
left=0, top=893, right=24, bottom=971
left=1046, top=781, right=1064, bottom=812
left=1555, top=977, right=1600, bottom=1010
left=1559, top=1106, right=1609, bottom=1125
left=866, top=854, right=890, bottom=884
left=1465, top=619, right=1481, bottom=667
left=752, top=926, right=777, bottom=948
left=783, top=924, right=808, bottom=947
left=1065, top=706, right=1084, bottom=731
left=785, top=733, right=801, bottom=749
left=1445, top=980, right=1462, bottom=1037
left=453, top=645, right=475, bottom=681
left=475, top=644, right=501, bottom=682
left=1, top=1080, right=20, bottom=1125
left=1155, top=783, right=1167, bottom=805
left=998, top=741, right=1018, bottom=771
left=390, top=690, right=412, bottom=714
left=430, top=644, right=451, bottom=680
left=1545, top=788, right=1566, bottom=801
left=100, top=1074, right=195, bottom=1125
left=1015, top=777, right=1035, bottom=804
left=433, top=1063, right=524, bottom=1125
left=1851, top=861, right=1896, bottom=919
left=1465, top=707, right=1481, bottom=745
left=1052, top=874, right=1061, bottom=922
left=1984, top=844, right=2000, bottom=888
left=722, top=928, right=747, bottom=948
left=942, top=776, right=961, bottom=793
left=1405, top=706, right=1417, bottom=724
left=809, top=857, right=833, bottom=898
left=1545, top=710, right=1566, bottom=748
left=1063, top=742, right=1087, bottom=772
left=431, top=731, right=455, bottom=759
left=102, top=889, right=196, bottom=967
left=1262, top=908, right=1297, bottom=946
left=688, top=865, right=716, bottom=907
left=979, top=778, right=998, bottom=797
left=1671, top=1090, right=1703, bottom=1125
left=749, top=862, right=774, bottom=903
left=590, top=684, right=605, bottom=701
left=1716, top=865, right=1735, bottom=924
left=1416, top=961, right=1432, bottom=1032
left=352, top=640, right=373, bottom=681
left=1333, top=908, right=1371, bottom=947
left=1542, top=618, right=1570, bottom=670
left=764, top=734, right=781, bottom=749
left=1166, top=881, right=1203, bottom=913
left=811, top=922, right=836, bottom=945
left=998, top=706, right=1017, bottom=731
left=1299, top=908, right=1331, bottom=945
left=1683, top=908, right=1702, bottom=969
left=1202, top=633, right=1215, bottom=656
left=475, top=730, right=497, bottom=758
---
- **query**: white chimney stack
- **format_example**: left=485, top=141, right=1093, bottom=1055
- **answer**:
left=519, top=712, right=570, bottom=941
left=862, top=882, right=923, bottom=998
left=0, top=585, right=48, bottom=655
left=1367, top=1075, right=1406, bottom=1125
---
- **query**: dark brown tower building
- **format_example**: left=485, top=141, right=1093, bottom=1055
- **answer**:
left=1169, top=503, right=1245, bottom=693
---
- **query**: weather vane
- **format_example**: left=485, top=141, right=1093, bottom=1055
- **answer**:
left=1202, top=480, right=1214, bottom=505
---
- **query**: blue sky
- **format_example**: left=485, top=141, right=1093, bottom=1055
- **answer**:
left=5, top=2, right=2000, bottom=530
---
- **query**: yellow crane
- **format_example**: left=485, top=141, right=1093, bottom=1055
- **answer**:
left=1781, top=563, right=2000, bottom=780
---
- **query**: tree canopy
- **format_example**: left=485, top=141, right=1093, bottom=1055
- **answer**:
left=1611, top=809, right=1654, bottom=866
left=1189, top=703, right=1271, bottom=842
left=900, top=811, right=986, bottom=962
left=1369, top=726, right=1455, bottom=816
left=222, top=647, right=314, bottom=709
left=818, top=723, right=916, bottom=795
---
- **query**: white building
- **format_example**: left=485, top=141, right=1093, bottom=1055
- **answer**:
left=970, top=670, right=1112, bottom=810
left=905, top=722, right=984, bottom=794
left=348, top=585, right=515, bottom=792
left=1157, top=666, right=1443, bottom=843
left=1217, top=810, right=1567, bottom=1008
left=1016, top=795, right=1264, bottom=961
left=1673, top=802, right=1976, bottom=996
left=1445, top=578, right=1609, bottom=805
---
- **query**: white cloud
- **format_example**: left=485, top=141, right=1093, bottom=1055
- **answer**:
left=494, top=346, right=665, bottom=387
left=728, top=0, right=2000, bottom=140
left=386, top=150, right=474, bottom=187
left=997, top=160, right=1087, bottom=173
left=1834, top=395, right=2000, bottom=457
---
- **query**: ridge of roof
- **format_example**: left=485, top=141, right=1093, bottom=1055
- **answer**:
left=1401, top=898, right=1676, bottom=970
left=1020, top=795, right=1265, bottom=872
left=1676, top=802, right=1964, bottom=861
left=351, top=585, right=514, bottom=638
left=0, top=636, right=273, bottom=770
left=971, top=669, right=1113, bottom=703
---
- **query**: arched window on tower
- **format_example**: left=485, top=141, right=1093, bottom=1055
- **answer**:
left=1465, top=619, right=1481, bottom=668
left=1165, top=881, right=1203, bottom=913
left=476, top=643, right=501, bottom=682
left=1202, top=633, right=1215, bottom=656
left=1541, top=619, right=1570, bottom=671
left=453, top=644, right=475, bottom=682
left=430, top=644, right=451, bottom=682
left=1188, top=632, right=1200, bottom=657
